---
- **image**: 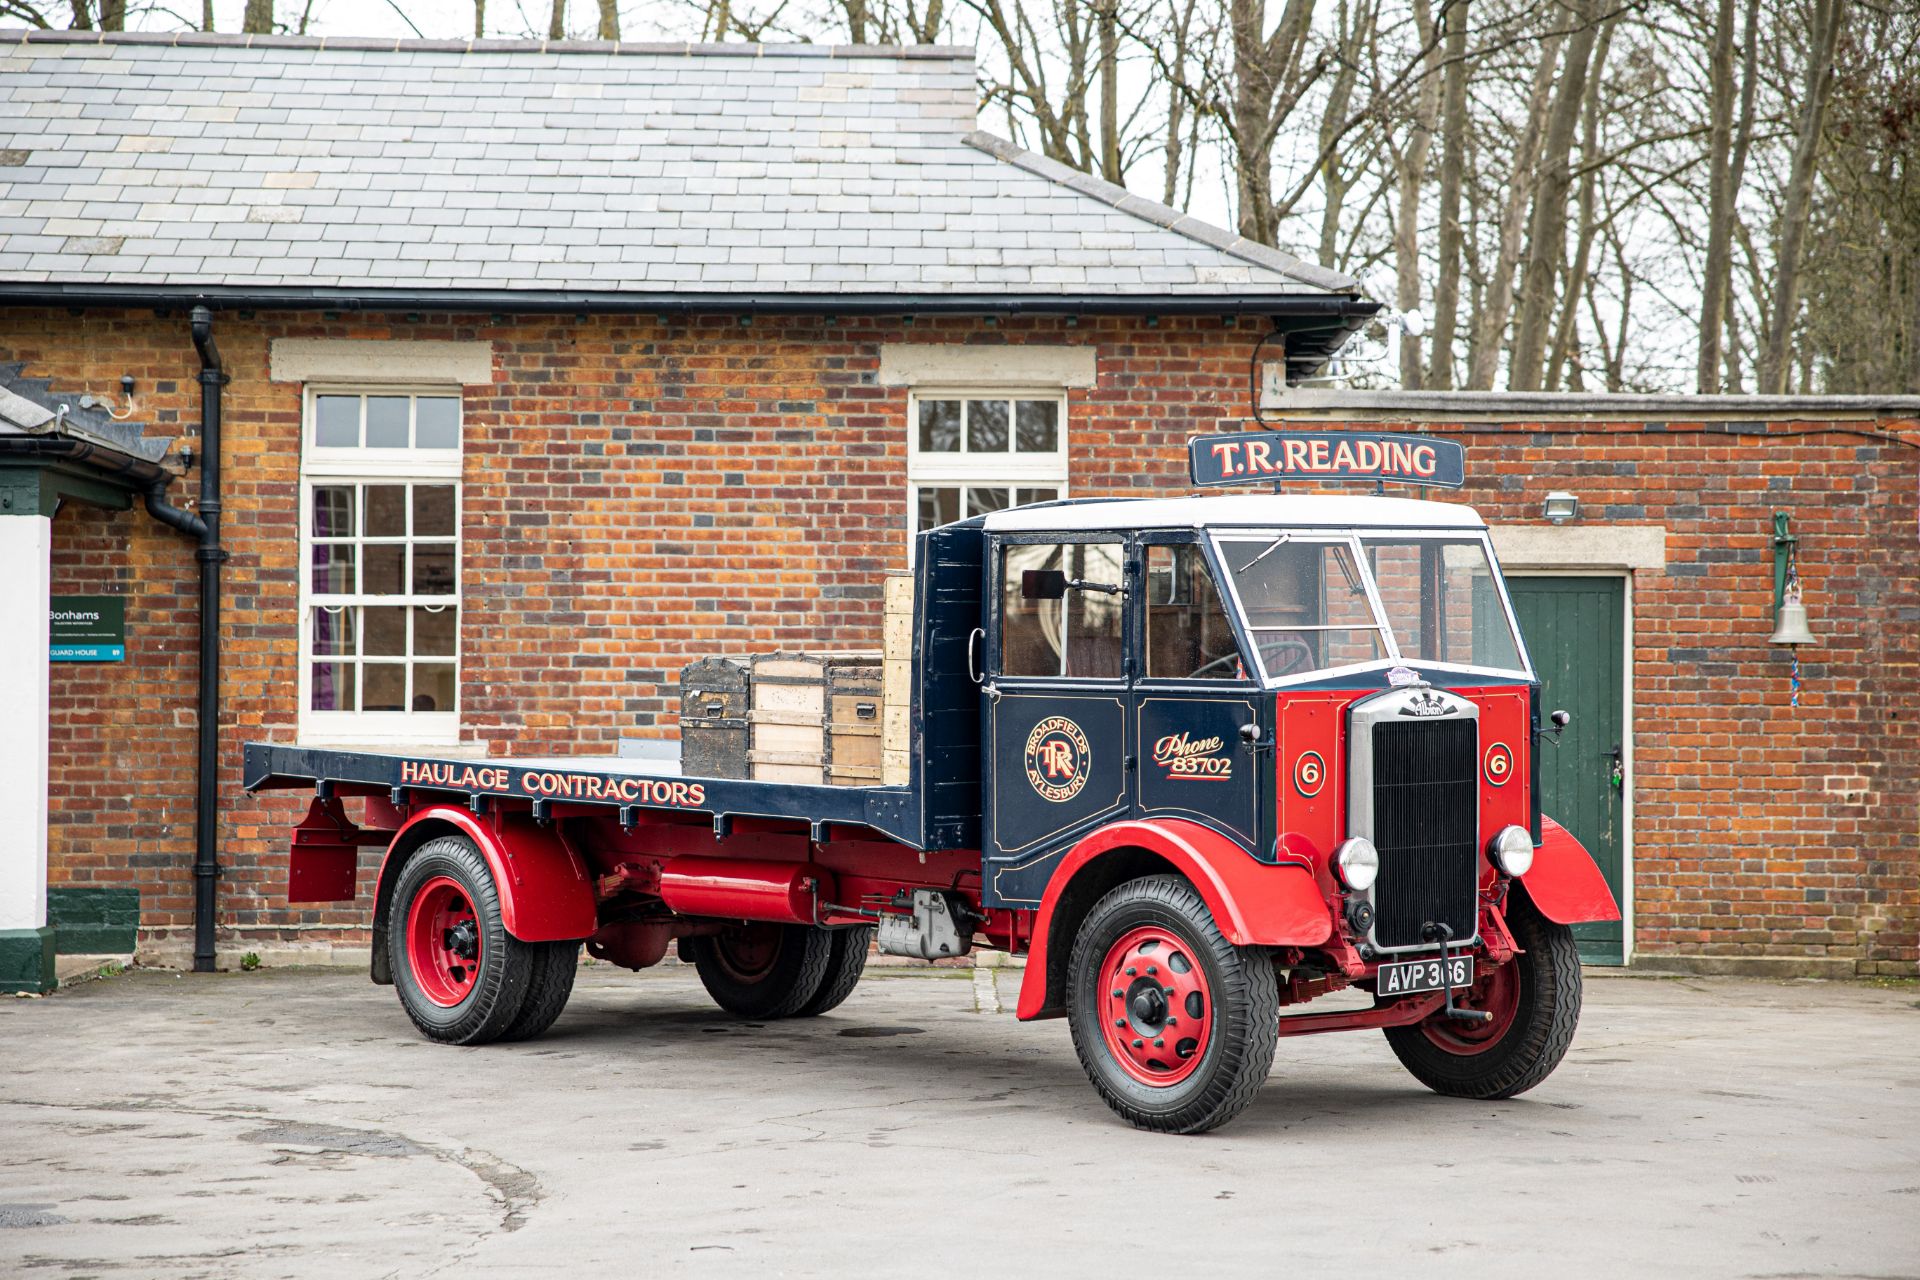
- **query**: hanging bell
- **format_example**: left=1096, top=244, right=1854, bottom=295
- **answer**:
left=1769, top=599, right=1816, bottom=646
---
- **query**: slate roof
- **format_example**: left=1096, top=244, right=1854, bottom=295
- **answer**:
left=0, top=31, right=1360, bottom=308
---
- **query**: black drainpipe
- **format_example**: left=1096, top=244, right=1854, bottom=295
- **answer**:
left=187, top=305, right=227, bottom=973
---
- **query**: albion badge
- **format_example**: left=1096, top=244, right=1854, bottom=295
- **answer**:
left=1024, top=716, right=1091, bottom=803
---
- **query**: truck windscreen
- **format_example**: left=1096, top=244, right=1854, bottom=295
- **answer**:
left=1214, top=533, right=1528, bottom=682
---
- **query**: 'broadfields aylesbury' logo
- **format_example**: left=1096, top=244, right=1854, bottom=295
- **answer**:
left=1151, top=732, right=1232, bottom=781
left=1025, top=716, right=1091, bottom=803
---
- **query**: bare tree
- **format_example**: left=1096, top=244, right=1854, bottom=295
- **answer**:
left=1759, top=0, right=1847, bottom=393
left=242, top=0, right=273, bottom=33
left=548, top=0, right=566, bottom=40
left=1424, top=0, right=1470, bottom=388
left=1391, top=0, right=1443, bottom=387
left=598, top=0, right=619, bottom=38
left=1509, top=0, right=1608, bottom=391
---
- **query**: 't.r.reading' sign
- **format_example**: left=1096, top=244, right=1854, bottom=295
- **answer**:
left=1189, top=430, right=1466, bottom=490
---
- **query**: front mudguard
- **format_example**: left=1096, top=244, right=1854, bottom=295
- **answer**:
left=1014, top=819, right=1332, bottom=1021
left=1518, top=816, right=1621, bottom=925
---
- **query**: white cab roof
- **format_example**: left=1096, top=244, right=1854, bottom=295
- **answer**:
left=981, top=493, right=1486, bottom=533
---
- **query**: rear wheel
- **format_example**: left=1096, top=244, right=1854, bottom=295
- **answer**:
left=501, top=940, right=580, bottom=1041
left=683, top=922, right=833, bottom=1019
left=1067, top=875, right=1279, bottom=1134
left=795, top=926, right=872, bottom=1017
left=1383, top=895, right=1582, bottom=1099
left=390, top=835, right=535, bottom=1045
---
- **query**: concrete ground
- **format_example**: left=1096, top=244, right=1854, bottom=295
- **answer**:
left=2, top=964, right=1916, bottom=1279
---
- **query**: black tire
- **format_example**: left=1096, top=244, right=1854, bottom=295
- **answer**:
left=683, top=923, right=834, bottom=1019
left=1383, top=895, right=1583, bottom=1100
left=500, top=940, right=580, bottom=1042
left=389, top=835, right=535, bottom=1046
left=1066, top=875, right=1279, bottom=1135
left=794, top=926, right=873, bottom=1017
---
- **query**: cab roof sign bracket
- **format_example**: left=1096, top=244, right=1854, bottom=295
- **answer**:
left=1189, top=429, right=1467, bottom=490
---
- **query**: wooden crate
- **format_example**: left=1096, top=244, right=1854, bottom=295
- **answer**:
left=678, top=657, right=750, bottom=779
left=883, top=569, right=914, bottom=617
left=748, top=651, right=881, bottom=786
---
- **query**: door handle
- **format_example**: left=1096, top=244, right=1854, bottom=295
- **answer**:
left=1604, top=742, right=1623, bottom=792
left=966, top=627, right=985, bottom=684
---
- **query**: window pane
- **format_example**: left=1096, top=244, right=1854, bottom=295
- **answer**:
left=310, top=661, right=355, bottom=712
left=365, top=486, right=406, bottom=538
left=310, top=544, right=354, bottom=594
left=967, top=400, right=1009, bottom=452
left=315, top=396, right=358, bottom=448
left=999, top=542, right=1124, bottom=679
left=918, top=486, right=960, bottom=532
left=364, top=606, right=407, bottom=656
left=413, top=606, right=457, bottom=656
left=966, top=487, right=1010, bottom=518
left=366, top=396, right=410, bottom=448
left=412, top=545, right=456, bottom=595
left=413, top=485, right=456, bottom=537
left=413, top=664, right=456, bottom=713
left=310, top=606, right=354, bottom=657
left=918, top=399, right=961, bottom=452
left=1146, top=545, right=1242, bottom=680
left=312, top=486, right=354, bottom=538
left=1220, top=538, right=1389, bottom=679
left=363, top=663, right=406, bottom=711
left=1015, top=400, right=1058, bottom=452
left=1016, top=487, right=1058, bottom=507
left=415, top=397, right=460, bottom=450
left=1361, top=538, right=1525, bottom=672
left=363, top=545, right=404, bottom=596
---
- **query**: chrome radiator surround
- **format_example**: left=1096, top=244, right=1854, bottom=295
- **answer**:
left=1346, top=686, right=1482, bottom=955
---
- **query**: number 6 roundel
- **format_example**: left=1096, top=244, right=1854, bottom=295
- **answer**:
left=1484, top=742, right=1514, bottom=787
left=1293, top=750, right=1326, bottom=797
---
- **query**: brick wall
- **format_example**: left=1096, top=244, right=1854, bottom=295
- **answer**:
left=2, top=307, right=1914, bottom=974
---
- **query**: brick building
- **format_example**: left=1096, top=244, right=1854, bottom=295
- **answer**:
left=0, top=32, right=1914, bottom=989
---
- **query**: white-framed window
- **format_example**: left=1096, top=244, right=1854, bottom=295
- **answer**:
left=298, top=387, right=462, bottom=746
left=907, top=390, right=1068, bottom=537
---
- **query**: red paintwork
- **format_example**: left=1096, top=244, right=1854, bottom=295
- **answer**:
left=1015, top=818, right=1332, bottom=1020
left=379, top=805, right=598, bottom=943
left=1274, top=991, right=1446, bottom=1038
left=656, top=858, right=832, bottom=925
left=1521, top=815, right=1623, bottom=924
left=286, top=795, right=392, bottom=903
left=1098, top=924, right=1212, bottom=1085
left=587, top=920, right=675, bottom=970
left=1419, top=960, right=1520, bottom=1055
left=1451, top=685, right=1533, bottom=847
left=405, top=874, right=480, bottom=1007
left=1275, top=691, right=1352, bottom=885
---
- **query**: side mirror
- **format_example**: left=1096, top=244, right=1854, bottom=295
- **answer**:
left=1021, top=569, right=1068, bottom=600
left=1550, top=710, right=1571, bottom=730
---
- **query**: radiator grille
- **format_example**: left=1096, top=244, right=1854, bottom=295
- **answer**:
left=1370, top=718, right=1480, bottom=949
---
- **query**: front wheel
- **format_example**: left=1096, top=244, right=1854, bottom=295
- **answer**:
left=389, top=835, right=536, bottom=1045
left=1067, top=875, right=1279, bottom=1134
left=682, top=923, right=833, bottom=1019
left=1382, top=895, right=1583, bottom=1099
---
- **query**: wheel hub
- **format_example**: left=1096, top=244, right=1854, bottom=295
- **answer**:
left=1419, top=959, right=1521, bottom=1055
left=1097, top=926, right=1211, bottom=1087
left=405, top=875, right=482, bottom=1009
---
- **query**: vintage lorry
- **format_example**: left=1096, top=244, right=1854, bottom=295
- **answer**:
left=246, top=430, right=1619, bottom=1134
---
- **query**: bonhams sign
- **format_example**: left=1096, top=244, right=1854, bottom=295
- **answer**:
left=1188, top=430, right=1467, bottom=490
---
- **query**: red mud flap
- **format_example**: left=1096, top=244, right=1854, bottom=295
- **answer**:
left=287, top=796, right=392, bottom=903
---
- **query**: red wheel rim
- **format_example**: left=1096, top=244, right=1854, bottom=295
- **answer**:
left=406, top=875, right=482, bottom=1008
left=1419, top=958, right=1521, bottom=1055
left=1096, top=926, right=1212, bottom=1087
left=709, top=925, right=781, bottom=984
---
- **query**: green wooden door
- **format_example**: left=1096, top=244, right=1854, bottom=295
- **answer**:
left=1508, top=576, right=1626, bottom=965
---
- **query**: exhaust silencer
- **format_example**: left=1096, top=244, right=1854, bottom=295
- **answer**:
left=657, top=858, right=830, bottom=925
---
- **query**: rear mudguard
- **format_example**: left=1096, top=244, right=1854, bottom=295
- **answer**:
left=1015, top=819, right=1331, bottom=1021
left=1519, top=816, right=1621, bottom=924
left=370, top=804, right=597, bottom=983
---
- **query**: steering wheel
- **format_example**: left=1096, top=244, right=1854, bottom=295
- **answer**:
left=1189, top=637, right=1315, bottom=680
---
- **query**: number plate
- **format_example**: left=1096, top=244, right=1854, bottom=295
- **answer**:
left=1376, top=955, right=1474, bottom=997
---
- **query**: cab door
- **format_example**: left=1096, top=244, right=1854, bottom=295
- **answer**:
left=1130, top=536, right=1269, bottom=854
left=980, top=534, right=1132, bottom=906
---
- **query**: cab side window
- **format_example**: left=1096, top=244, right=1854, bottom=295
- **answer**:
left=1145, top=544, right=1242, bottom=680
left=1001, top=541, right=1124, bottom=679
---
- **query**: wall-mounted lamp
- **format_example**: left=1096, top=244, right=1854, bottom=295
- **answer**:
left=1542, top=491, right=1579, bottom=524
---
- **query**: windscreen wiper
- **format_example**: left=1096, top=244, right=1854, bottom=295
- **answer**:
left=1237, top=532, right=1291, bottom=573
